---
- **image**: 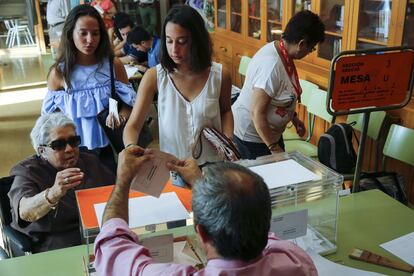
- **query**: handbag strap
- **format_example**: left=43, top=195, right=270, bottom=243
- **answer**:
left=109, top=57, right=117, bottom=100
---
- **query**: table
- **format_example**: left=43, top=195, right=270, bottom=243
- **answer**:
left=0, top=190, right=413, bottom=275
left=326, top=189, right=414, bottom=275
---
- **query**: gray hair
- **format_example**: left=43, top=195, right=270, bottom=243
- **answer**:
left=192, top=162, right=271, bottom=261
left=30, top=112, right=76, bottom=155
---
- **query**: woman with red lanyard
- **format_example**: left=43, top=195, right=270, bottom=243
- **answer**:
left=91, top=0, right=117, bottom=35
left=232, top=10, right=325, bottom=159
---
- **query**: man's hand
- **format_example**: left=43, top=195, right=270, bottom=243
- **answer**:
left=102, top=146, right=153, bottom=224
left=167, top=158, right=202, bottom=187
left=292, top=116, right=306, bottom=137
left=117, top=146, right=153, bottom=187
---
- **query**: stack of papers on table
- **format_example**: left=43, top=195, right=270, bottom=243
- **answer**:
left=124, top=64, right=140, bottom=79
left=249, top=159, right=322, bottom=201
left=94, top=192, right=190, bottom=228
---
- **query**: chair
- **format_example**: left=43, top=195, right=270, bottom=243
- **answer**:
left=382, top=124, right=414, bottom=168
left=339, top=111, right=387, bottom=181
left=284, top=88, right=333, bottom=157
left=347, top=111, right=386, bottom=143
left=284, top=79, right=319, bottom=141
left=238, top=56, right=251, bottom=86
left=231, top=56, right=252, bottom=104
left=5, top=19, right=35, bottom=48
left=0, top=176, right=33, bottom=257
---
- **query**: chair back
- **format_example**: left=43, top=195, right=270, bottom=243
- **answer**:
left=346, top=111, right=386, bottom=140
left=299, top=79, right=318, bottom=107
left=383, top=124, right=414, bottom=166
left=306, top=88, right=334, bottom=123
left=238, top=56, right=251, bottom=85
left=0, top=176, right=14, bottom=227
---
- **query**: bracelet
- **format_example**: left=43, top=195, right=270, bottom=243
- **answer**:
left=45, top=188, right=58, bottom=209
left=125, top=143, right=137, bottom=149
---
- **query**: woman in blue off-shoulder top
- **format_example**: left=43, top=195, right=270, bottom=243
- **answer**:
left=42, top=5, right=136, bottom=169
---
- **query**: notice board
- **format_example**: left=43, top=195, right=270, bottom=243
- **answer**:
left=331, top=51, right=414, bottom=111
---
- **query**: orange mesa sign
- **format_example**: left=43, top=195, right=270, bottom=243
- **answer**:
left=332, top=51, right=414, bottom=111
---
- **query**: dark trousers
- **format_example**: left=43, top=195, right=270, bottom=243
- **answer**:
left=233, top=135, right=285, bottom=160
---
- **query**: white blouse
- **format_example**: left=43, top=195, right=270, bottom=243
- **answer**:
left=156, top=62, right=223, bottom=164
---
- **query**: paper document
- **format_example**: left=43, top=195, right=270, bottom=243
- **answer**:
left=249, top=159, right=321, bottom=189
left=93, top=4, right=104, bottom=14
left=308, top=249, right=384, bottom=276
left=380, top=232, right=414, bottom=266
left=109, top=97, right=119, bottom=121
left=124, top=64, right=140, bottom=79
left=94, top=192, right=190, bottom=228
left=130, top=149, right=179, bottom=197
left=271, top=209, right=308, bottom=240
left=174, top=240, right=203, bottom=266
left=142, top=234, right=174, bottom=263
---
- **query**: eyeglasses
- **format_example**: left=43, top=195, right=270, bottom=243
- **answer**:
left=41, top=135, right=81, bottom=151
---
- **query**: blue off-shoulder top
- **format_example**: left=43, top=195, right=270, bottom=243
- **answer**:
left=42, top=58, right=136, bottom=150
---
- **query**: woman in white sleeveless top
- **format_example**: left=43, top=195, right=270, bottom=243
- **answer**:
left=124, top=5, right=233, bottom=165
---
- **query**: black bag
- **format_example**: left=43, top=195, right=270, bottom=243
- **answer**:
left=358, top=172, right=407, bottom=204
left=96, top=58, right=153, bottom=154
left=318, top=123, right=358, bottom=173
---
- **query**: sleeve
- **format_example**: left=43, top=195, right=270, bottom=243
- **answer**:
left=94, top=218, right=197, bottom=276
left=266, top=232, right=318, bottom=276
left=251, top=61, right=283, bottom=99
left=8, top=175, right=41, bottom=228
left=114, top=81, right=136, bottom=107
left=41, top=89, right=66, bottom=115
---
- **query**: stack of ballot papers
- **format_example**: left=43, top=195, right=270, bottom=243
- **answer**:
left=94, top=192, right=190, bottom=228
left=249, top=159, right=322, bottom=204
left=141, top=234, right=205, bottom=267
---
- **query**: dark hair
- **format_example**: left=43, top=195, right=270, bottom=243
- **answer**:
left=160, top=5, right=211, bottom=73
left=192, top=163, right=272, bottom=261
left=113, top=12, right=133, bottom=41
left=127, top=26, right=151, bottom=45
left=282, top=10, right=325, bottom=45
left=51, top=4, right=113, bottom=89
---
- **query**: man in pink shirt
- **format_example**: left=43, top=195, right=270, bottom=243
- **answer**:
left=94, top=146, right=318, bottom=275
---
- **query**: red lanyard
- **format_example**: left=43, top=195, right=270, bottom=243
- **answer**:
left=278, top=40, right=302, bottom=102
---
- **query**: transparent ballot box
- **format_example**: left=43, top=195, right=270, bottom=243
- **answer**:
left=75, top=181, right=200, bottom=274
left=237, top=151, right=343, bottom=255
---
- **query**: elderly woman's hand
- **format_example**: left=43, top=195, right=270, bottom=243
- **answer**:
left=49, top=168, right=84, bottom=202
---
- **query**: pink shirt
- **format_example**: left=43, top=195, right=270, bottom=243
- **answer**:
left=94, top=218, right=318, bottom=276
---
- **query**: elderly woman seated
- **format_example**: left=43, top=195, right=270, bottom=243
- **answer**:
left=8, top=112, right=115, bottom=253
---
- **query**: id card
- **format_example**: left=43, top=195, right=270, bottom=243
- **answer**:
left=171, top=171, right=187, bottom=188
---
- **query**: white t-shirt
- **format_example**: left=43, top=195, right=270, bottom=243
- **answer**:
left=232, top=42, right=298, bottom=143
left=157, top=62, right=223, bottom=164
